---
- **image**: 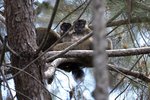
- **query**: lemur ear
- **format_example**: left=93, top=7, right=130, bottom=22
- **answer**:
left=73, top=19, right=86, bottom=26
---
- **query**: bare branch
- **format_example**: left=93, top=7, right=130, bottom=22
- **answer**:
left=44, top=58, right=80, bottom=79
left=107, top=47, right=150, bottom=57
left=53, top=0, right=88, bottom=30
left=133, top=0, right=150, bottom=12
left=0, top=36, right=13, bottom=98
left=89, top=17, right=150, bottom=29
left=107, top=17, right=150, bottom=27
left=108, top=64, right=150, bottom=83
left=46, top=47, right=150, bottom=60
left=44, top=58, right=150, bottom=83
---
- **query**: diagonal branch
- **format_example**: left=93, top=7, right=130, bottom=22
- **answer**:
left=36, top=0, right=60, bottom=54
left=107, top=17, right=150, bottom=27
left=108, top=64, right=150, bottom=83
left=46, top=32, right=93, bottom=62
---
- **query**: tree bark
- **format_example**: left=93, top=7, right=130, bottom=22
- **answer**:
left=5, top=0, right=51, bottom=100
left=92, top=0, right=109, bottom=100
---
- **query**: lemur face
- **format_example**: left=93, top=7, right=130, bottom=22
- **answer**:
left=73, top=19, right=86, bottom=34
left=60, top=22, right=72, bottom=35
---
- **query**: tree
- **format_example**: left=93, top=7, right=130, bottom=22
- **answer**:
left=92, top=0, right=109, bottom=100
left=5, top=0, right=51, bottom=99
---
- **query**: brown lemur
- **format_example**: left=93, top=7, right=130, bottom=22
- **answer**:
left=72, top=19, right=92, bottom=42
left=52, top=19, right=113, bottom=83
left=36, top=28, right=61, bottom=51
left=53, top=19, right=93, bottom=51
left=53, top=19, right=93, bottom=83
left=53, top=19, right=113, bottom=50
left=59, top=22, right=72, bottom=42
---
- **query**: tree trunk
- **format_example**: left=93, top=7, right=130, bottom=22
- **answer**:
left=5, top=0, right=51, bottom=100
left=92, top=0, right=109, bottom=100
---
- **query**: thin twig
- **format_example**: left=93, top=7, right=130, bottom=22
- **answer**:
left=5, top=65, right=63, bottom=100
left=36, top=0, right=60, bottom=54
left=1, top=83, right=32, bottom=100
left=108, top=64, right=147, bottom=87
left=53, top=0, right=88, bottom=30
left=46, top=32, right=93, bottom=62
left=114, top=83, right=131, bottom=100
left=0, top=36, right=13, bottom=99
left=109, top=55, right=143, bottom=94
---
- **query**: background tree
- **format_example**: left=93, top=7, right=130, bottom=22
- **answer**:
left=92, top=0, right=109, bottom=100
